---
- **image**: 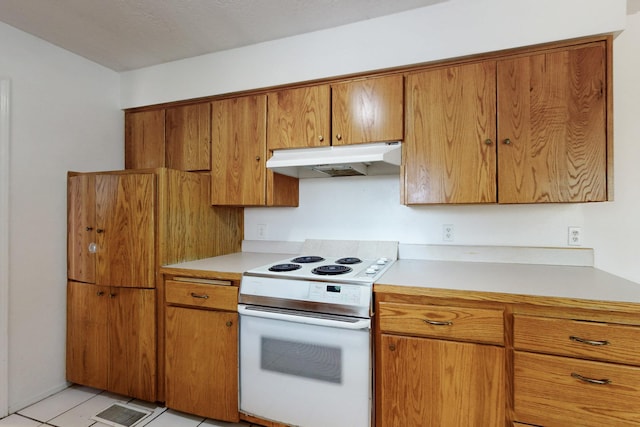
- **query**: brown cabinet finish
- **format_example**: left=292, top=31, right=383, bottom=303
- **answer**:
left=331, top=74, right=404, bottom=145
left=165, top=103, right=211, bottom=171
left=378, top=334, right=505, bottom=427
left=267, top=85, right=331, bottom=150
left=66, top=281, right=156, bottom=402
left=125, top=109, right=166, bottom=169
left=497, top=43, right=608, bottom=203
left=67, top=173, right=96, bottom=283
left=404, top=61, right=497, bottom=204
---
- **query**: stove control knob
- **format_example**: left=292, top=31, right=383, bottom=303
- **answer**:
left=366, top=268, right=377, bottom=274
left=377, top=257, right=389, bottom=265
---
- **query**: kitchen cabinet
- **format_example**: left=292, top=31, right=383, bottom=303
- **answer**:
left=164, top=278, right=239, bottom=422
left=211, top=94, right=298, bottom=206
left=404, top=39, right=610, bottom=204
left=125, top=109, right=165, bottom=170
left=513, top=314, right=640, bottom=426
left=66, top=280, right=156, bottom=402
left=331, top=74, right=404, bottom=145
left=67, top=168, right=243, bottom=401
left=376, top=300, right=505, bottom=427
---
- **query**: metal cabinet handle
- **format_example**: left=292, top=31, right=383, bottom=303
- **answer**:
left=86, top=226, right=94, bottom=231
left=318, top=135, right=324, bottom=141
left=96, top=291, right=105, bottom=296
left=484, top=139, right=493, bottom=145
left=503, top=138, right=512, bottom=145
left=255, top=156, right=261, bottom=161
left=570, top=336, right=609, bottom=346
left=423, top=319, right=453, bottom=326
left=190, top=292, right=209, bottom=299
left=96, top=228, right=105, bottom=233
left=109, top=293, right=116, bottom=298
left=226, top=320, right=233, bottom=327
left=336, top=133, right=342, bottom=141
left=571, top=372, right=611, bottom=385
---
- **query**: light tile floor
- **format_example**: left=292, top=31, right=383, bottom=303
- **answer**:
left=0, top=385, right=254, bottom=427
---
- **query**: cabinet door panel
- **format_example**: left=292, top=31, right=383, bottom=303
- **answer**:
left=68, top=174, right=96, bottom=283
left=497, top=43, right=607, bottom=203
left=165, top=306, right=239, bottom=421
left=108, top=288, right=157, bottom=401
left=125, top=110, right=166, bottom=169
left=332, top=75, right=403, bottom=145
left=404, top=62, right=497, bottom=204
left=95, top=174, right=155, bottom=287
left=211, top=95, right=266, bottom=206
left=166, top=103, right=211, bottom=171
left=66, top=281, right=108, bottom=390
left=267, top=85, right=330, bottom=150
left=378, top=334, right=504, bottom=427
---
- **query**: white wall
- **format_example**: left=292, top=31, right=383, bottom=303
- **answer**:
left=0, top=21, right=122, bottom=412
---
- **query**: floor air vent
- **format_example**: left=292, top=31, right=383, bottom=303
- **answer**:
left=91, top=402, right=151, bottom=427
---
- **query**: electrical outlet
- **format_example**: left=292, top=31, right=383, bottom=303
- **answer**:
left=257, top=224, right=268, bottom=240
left=568, top=226, right=582, bottom=246
left=442, top=224, right=454, bottom=242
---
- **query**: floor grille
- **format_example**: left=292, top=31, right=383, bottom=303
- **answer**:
left=91, top=402, right=151, bottom=427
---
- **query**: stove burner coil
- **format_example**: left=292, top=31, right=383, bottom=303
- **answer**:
left=268, top=263, right=302, bottom=272
left=291, top=256, right=325, bottom=263
left=311, top=265, right=353, bottom=275
left=335, top=257, right=362, bottom=265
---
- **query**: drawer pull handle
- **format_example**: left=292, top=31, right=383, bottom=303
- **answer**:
left=571, top=372, right=611, bottom=385
left=423, top=319, right=453, bottom=326
left=570, top=336, right=609, bottom=346
left=190, top=292, right=209, bottom=299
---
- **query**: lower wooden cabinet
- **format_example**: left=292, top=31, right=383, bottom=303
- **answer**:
left=66, top=281, right=156, bottom=401
left=164, top=279, right=239, bottom=422
left=378, top=334, right=505, bottom=427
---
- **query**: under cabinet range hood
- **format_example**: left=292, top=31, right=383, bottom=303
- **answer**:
left=267, top=141, right=402, bottom=178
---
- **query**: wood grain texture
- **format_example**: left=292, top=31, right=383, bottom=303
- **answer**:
left=165, top=306, right=239, bottom=422
left=404, top=61, right=497, bottom=204
left=266, top=170, right=299, bottom=207
left=165, top=280, right=237, bottom=311
left=125, top=109, right=165, bottom=169
left=514, top=351, right=640, bottom=426
left=108, top=287, right=157, bottom=401
left=165, top=102, right=211, bottom=171
left=267, top=85, right=330, bottom=149
left=378, top=301, right=504, bottom=345
left=378, top=334, right=505, bottom=427
left=514, top=314, right=640, bottom=366
left=67, top=174, right=96, bottom=283
left=211, top=95, right=267, bottom=206
left=497, top=43, right=608, bottom=203
left=332, top=74, right=404, bottom=145
left=66, top=281, right=109, bottom=390
left=95, top=173, right=155, bottom=288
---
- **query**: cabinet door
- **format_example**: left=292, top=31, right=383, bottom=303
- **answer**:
left=165, top=306, right=239, bottom=422
left=67, top=174, right=96, bottom=283
left=108, top=287, right=157, bottom=402
left=267, top=85, right=331, bottom=150
left=404, top=61, right=497, bottom=204
left=95, top=174, right=155, bottom=288
left=332, top=74, right=403, bottom=145
left=165, top=103, right=211, bottom=171
left=378, top=334, right=505, bottom=427
left=66, top=281, right=109, bottom=390
left=211, top=95, right=267, bottom=206
left=497, top=43, right=608, bottom=203
left=125, top=109, right=166, bottom=169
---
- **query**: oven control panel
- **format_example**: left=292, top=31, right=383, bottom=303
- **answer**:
left=308, top=282, right=365, bottom=305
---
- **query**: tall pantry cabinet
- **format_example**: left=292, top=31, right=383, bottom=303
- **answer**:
left=66, top=168, right=243, bottom=402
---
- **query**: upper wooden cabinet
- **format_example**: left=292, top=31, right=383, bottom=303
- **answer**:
left=267, top=84, right=331, bottom=150
left=125, top=103, right=211, bottom=171
left=404, top=40, right=610, bottom=204
left=331, top=74, right=404, bottom=145
left=212, top=95, right=298, bottom=206
left=165, top=103, right=211, bottom=171
left=125, top=109, right=165, bottom=170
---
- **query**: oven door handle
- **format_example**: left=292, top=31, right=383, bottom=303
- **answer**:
left=238, top=304, right=370, bottom=330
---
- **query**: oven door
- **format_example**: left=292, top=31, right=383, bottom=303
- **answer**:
left=238, top=304, right=371, bottom=427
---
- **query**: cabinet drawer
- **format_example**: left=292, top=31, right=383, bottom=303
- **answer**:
left=378, top=302, right=504, bottom=345
left=514, top=351, right=640, bottom=427
left=165, top=280, right=237, bottom=311
left=514, top=315, right=640, bottom=365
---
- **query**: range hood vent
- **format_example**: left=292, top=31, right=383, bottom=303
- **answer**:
left=267, top=142, right=401, bottom=178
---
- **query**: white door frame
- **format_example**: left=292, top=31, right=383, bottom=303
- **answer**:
left=0, top=78, right=11, bottom=417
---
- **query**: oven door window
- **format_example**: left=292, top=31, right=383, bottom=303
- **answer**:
left=240, top=312, right=371, bottom=427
